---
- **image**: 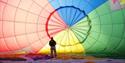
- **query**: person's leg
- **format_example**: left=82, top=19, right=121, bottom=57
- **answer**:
left=50, top=48, right=53, bottom=58
left=53, top=47, right=57, bottom=57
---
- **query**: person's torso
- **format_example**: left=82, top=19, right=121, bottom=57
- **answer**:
left=49, top=40, right=56, bottom=46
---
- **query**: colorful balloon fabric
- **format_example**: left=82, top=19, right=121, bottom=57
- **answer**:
left=0, top=0, right=125, bottom=57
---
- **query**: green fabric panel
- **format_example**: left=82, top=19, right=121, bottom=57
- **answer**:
left=83, top=1, right=125, bottom=57
left=112, top=10, right=124, bottom=24
left=96, top=2, right=110, bottom=16
left=100, top=14, right=112, bottom=24
left=101, top=25, right=112, bottom=35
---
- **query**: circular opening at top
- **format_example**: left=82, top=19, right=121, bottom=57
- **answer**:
left=46, top=6, right=91, bottom=46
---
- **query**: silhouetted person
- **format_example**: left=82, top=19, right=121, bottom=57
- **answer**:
left=49, top=37, right=57, bottom=58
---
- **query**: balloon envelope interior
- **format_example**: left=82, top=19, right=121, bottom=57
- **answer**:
left=0, top=0, right=125, bottom=57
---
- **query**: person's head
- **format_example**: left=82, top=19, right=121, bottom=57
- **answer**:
left=51, top=37, right=53, bottom=40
